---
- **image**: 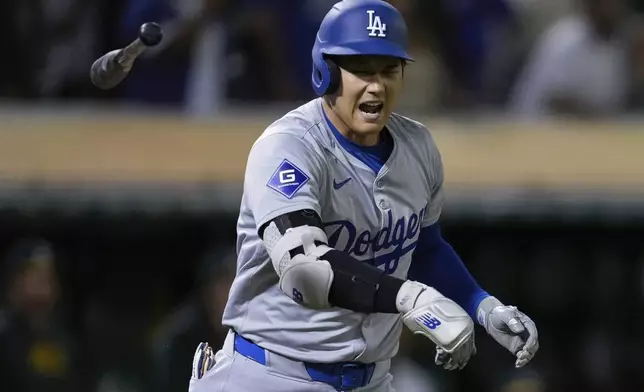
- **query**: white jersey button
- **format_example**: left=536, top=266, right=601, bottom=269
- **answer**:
left=379, top=199, right=388, bottom=209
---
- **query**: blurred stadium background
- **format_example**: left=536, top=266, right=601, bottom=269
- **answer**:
left=1, top=0, right=644, bottom=391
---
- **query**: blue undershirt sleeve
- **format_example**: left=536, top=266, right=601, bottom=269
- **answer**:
left=408, top=223, right=490, bottom=320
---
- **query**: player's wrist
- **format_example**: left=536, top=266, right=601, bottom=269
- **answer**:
left=396, top=280, right=440, bottom=314
left=475, top=295, right=504, bottom=328
left=398, top=280, right=475, bottom=353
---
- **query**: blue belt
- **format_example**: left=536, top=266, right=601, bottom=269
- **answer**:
left=233, top=333, right=375, bottom=391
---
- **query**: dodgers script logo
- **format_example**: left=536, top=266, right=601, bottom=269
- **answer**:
left=323, top=208, right=425, bottom=274
left=366, top=10, right=387, bottom=37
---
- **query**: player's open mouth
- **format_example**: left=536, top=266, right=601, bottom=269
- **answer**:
left=358, top=102, right=384, bottom=121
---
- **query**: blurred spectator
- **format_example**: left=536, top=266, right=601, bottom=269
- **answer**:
left=117, top=0, right=233, bottom=113
left=626, top=17, right=644, bottom=110
left=0, top=239, right=83, bottom=392
left=118, top=0, right=301, bottom=115
left=233, top=0, right=337, bottom=103
left=38, top=0, right=102, bottom=99
left=0, top=0, right=101, bottom=100
left=420, top=0, right=518, bottom=109
left=389, top=0, right=448, bottom=114
left=506, top=0, right=576, bottom=52
left=0, top=0, right=46, bottom=98
left=499, top=0, right=578, bottom=109
left=149, top=247, right=236, bottom=392
left=509, top=0, right=634, bottom=119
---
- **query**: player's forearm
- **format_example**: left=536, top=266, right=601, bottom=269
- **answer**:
left=323, top=249, right=403, bottom=313
left=260, top=209, right=412, bottom=314
left=408, top=224, right=489, bottom=319
left=322, top=248, right=477, bottom=357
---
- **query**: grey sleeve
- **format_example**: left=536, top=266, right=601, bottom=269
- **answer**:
left=421, top=130, right=445, bottom=228
left=245, top=133, right=325, bottom=229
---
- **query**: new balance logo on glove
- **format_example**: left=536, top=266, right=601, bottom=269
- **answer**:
left=416, top=313, right=442, bottom=330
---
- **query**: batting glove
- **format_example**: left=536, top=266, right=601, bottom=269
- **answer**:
left=434, top=330, right=477, bottom=370
left=192, top=342, right=216, bottom=380
left=397, top=281, right=476, bottom=370
left=477, top=296, right=539, bottom=368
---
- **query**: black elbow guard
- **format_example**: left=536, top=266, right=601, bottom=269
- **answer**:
left=324, top=249, right=403, bottom=314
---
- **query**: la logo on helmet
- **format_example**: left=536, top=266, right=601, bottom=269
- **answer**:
left=366, top=10, right=387, bottom=37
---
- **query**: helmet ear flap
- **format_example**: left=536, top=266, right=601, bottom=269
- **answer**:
left=312, top=51, right=342, bottom=96
left=312, top=50, right=330, bottom=96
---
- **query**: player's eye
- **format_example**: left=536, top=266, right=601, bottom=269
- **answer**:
left=382, top=66, right=400, bottom=74
left=352, top=69, right=376, bottom=76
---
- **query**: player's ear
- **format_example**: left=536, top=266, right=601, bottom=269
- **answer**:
left=323, top=58, right=341, bottom=104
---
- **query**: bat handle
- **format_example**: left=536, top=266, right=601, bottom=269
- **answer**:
left=118, top=38, right=147, bottom=72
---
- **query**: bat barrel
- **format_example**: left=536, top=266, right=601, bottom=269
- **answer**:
left=89, top=49, right=127, bottom=90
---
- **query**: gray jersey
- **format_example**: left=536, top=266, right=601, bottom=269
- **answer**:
left=222, top=98, right=445, bottom=364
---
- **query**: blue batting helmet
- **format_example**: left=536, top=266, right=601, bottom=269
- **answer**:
left=311, top=0, right=413, bottom=96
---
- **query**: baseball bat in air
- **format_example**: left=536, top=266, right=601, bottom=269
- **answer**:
left=90, top=22, right=163, bottom=90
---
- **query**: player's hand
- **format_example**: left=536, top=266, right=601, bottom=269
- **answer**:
left=477, top=296, right=539, bottom=368
left=397, top=281, right=475, bottom=369
left=434, top=330, right=476, bottom=370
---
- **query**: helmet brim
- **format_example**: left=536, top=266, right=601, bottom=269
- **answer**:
left=320, top=40, right=414, bottom=62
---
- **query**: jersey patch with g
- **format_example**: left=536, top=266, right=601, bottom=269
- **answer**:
left=267, top=159, right=310, bottom=199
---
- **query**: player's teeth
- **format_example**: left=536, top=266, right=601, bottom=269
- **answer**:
left=359, top=103, right=383, bottom=114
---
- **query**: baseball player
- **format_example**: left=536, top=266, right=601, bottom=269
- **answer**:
left=189, top=1, right=539, bottom=391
